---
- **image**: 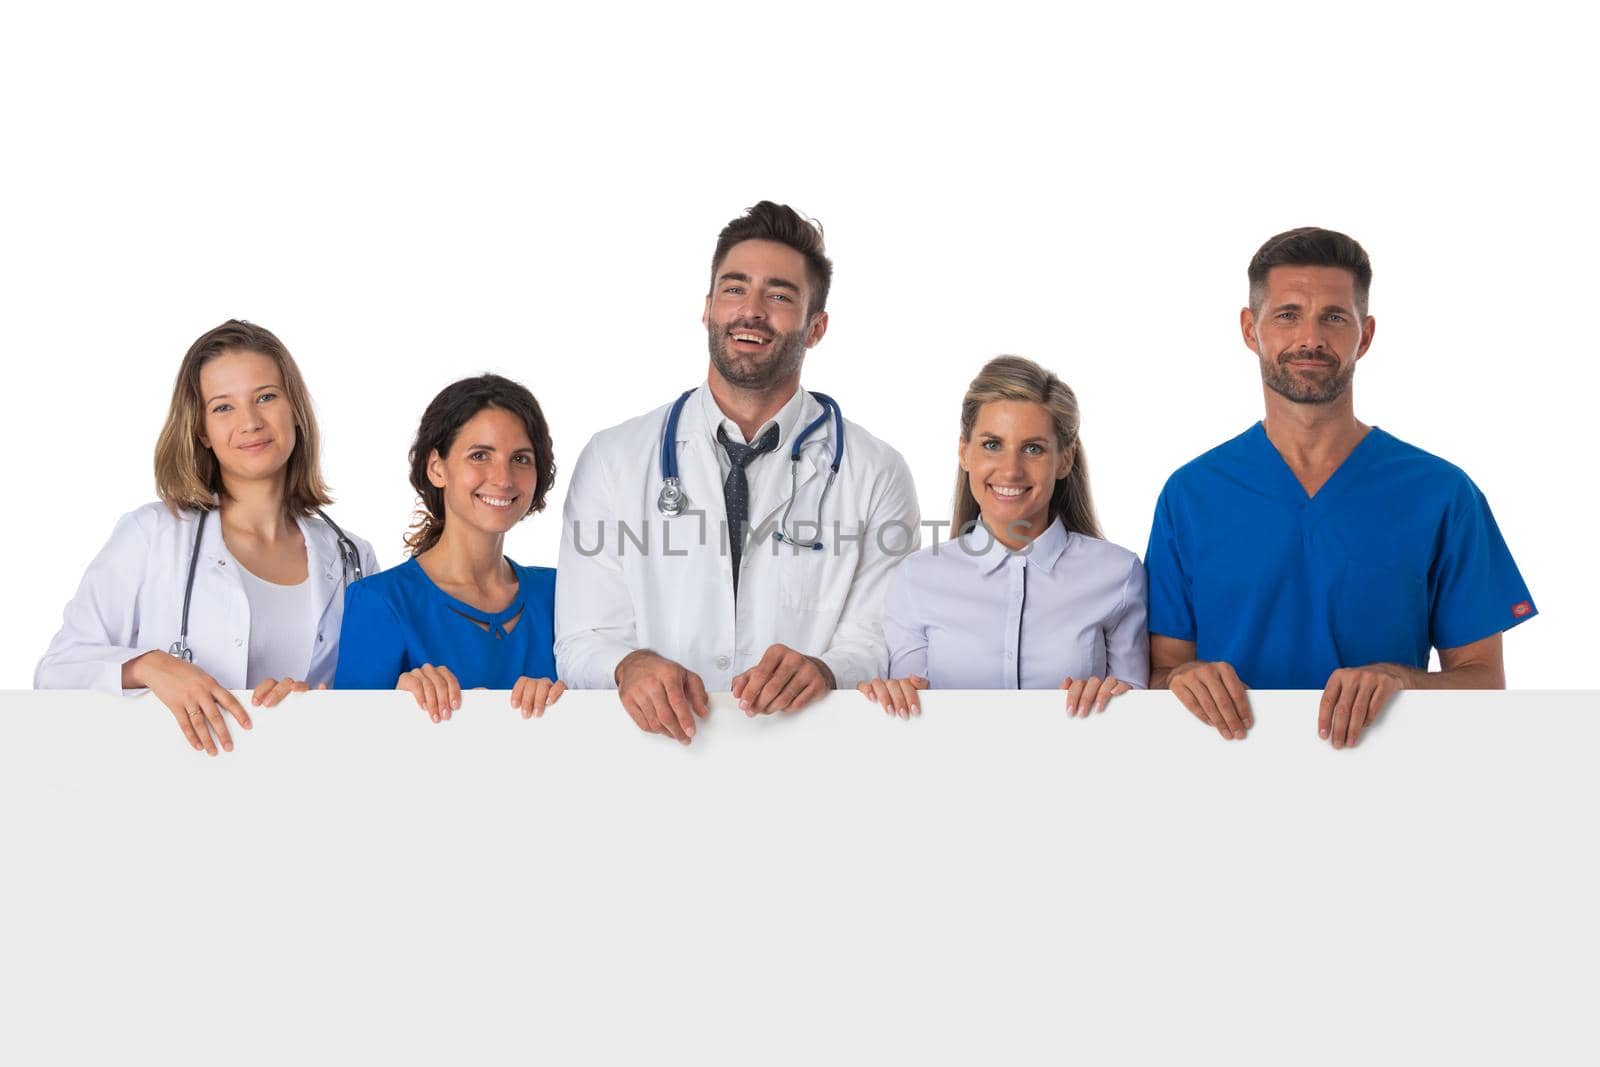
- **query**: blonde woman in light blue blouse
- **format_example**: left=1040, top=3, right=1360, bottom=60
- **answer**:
left=858, top=356, right=1149, bottom=718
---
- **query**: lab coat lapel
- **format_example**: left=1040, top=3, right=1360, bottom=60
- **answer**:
left=186, top=508, right=249, bottom=687
left=196, top=507, right=239, bottom=587
left=297, top=514, right=345, bottom=626
left=749, top=392, right=829, bottom=537
left=674, top=394, right=729, bottom=531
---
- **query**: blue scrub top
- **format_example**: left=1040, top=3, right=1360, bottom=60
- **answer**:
left=332, top=557, right=557, bottom=689
left=1145, top=423, right=1535, bottom=689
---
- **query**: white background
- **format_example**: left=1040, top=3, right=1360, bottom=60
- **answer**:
left=2, top=1, right=1594, bottom=687
left=3, top=7, right=1597, bottom=1062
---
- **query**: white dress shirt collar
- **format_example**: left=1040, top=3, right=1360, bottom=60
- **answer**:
left=958, top=515, right=1073, bottom=577
left=698, top=381, right=809, bottom=452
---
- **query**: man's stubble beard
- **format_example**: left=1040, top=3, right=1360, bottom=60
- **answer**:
left=1260, top=351, right=1355, bottom=405
left=707, top=322, right=809, bottom=392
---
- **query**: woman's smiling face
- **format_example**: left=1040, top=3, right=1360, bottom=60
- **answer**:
left=959, top=399, right=1071, bottom=545
left=427, top=406, right=539, bottom=538
left=198, top=350, right=297, bottom=488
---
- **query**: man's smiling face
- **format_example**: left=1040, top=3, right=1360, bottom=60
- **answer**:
left=703, top=239, right=824, bottom=391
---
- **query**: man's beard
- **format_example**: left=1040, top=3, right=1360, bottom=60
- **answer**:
left=1260, top=350, right=1354, bottom=405
left=707, top=319, right=808, bottom=391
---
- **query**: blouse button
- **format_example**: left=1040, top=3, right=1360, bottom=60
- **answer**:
left=234, top=637, right=243, bottom=647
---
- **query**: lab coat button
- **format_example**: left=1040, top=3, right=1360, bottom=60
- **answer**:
left=234, top=637, right=243, bottom=647
left=715, top=655, right=731, bottom=670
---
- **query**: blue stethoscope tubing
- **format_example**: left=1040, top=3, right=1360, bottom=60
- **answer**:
left=169, top=507, right=364, bottom=663
left=656, top=386, right=845, bottom=550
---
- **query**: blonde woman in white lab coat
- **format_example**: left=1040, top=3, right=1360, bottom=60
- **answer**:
left=35, top=320, right=377, bottom=755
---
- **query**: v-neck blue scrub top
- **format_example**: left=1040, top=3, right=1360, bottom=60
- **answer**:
left=332, top=557, right=557, bottom=689
left=1144, top=424, right=1535, bottom=689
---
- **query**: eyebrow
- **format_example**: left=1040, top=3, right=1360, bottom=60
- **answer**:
left=717, top=271, right=802, bottom=293
left=205, top=384, right=279, bottom=404
left=466, top=443, right=536, bottom=452
left=979, top=432, right=1051, bottom=444
left=1270, top=301, right=1356, bottom=316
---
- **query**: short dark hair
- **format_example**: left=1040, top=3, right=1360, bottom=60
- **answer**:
left=709, top=201, right=833, bottom=318
left=404, top=374, right=556, bottom=556
left=1248, top=227, right=1372, bottom=316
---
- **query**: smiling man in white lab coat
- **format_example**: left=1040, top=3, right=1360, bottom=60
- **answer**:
left=555, top=201, right=920, bottom=744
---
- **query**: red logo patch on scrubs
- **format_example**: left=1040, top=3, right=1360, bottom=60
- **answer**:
left=1511, top=601, right=1533, bottom=618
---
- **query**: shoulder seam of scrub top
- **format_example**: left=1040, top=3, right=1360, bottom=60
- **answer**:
left=346, top=568, right=406, bottom=628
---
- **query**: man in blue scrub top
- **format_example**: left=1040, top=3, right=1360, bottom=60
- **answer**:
left=1145, top=227, right=1535, bottom=749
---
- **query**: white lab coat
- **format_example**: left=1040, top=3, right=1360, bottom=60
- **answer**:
left=35, top=502, right=380, bottom=692
left=555, top=386, right=921, bottom=691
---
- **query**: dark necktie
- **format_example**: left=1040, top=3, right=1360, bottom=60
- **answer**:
left=719, top=422, right=782, bottom=596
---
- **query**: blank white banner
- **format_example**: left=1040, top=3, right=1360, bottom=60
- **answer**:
left=1, top=688, right=1596, bottom=1065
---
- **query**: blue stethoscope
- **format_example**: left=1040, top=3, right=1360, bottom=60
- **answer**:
left=169, top=507, right=363, bottom=662
left=656, top=387, right=846, bottom=551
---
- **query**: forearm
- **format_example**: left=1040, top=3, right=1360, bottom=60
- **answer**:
left=613, top=648, right=661, bottom=686
left=554, top=635, right=638, bottom=690
left=816, top=641, right=880, bottom=690
left=121, top=650, right=162, bottom=690
left=818, top=467, right=917, bottom=691
left=806, top=656, right=837, bottom=689
left=36, top=641, right=157, bottom=693
left=1387, top=660, right=1505, bottom=690
left=1149, top=664, right=1181, bottom=690
left=886, top=645, right=929, bottom=681
left=552, top=601, right=638, bottom=690
left=1148, top=635, right=1200, bottom=692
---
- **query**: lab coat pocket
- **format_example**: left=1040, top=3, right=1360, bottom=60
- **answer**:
left=777, top=543, right=838, bottom=607
left=776, top=533, right=848, bottom=613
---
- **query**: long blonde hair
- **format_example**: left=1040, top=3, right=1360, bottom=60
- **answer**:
left=153, top=319, right=332, bottom=515
left=952, top=355, right=1102, bottom=539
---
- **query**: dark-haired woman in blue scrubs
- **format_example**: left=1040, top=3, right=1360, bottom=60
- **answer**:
left=334, top=375, right=562, bottom=721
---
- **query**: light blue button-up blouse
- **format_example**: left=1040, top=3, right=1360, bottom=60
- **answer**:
left=882, top=518, right=1149, bottom=689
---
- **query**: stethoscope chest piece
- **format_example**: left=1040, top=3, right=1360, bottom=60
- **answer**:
left=655, top=386, right=845, bottom=544
left=657, top=476, right=687, bottom=517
